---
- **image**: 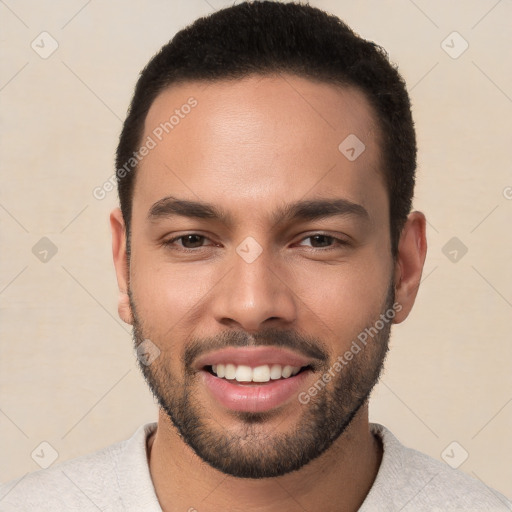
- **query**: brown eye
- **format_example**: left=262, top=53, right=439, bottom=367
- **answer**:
left=179, top=234, right=206, bottom=248
left=163, top=233, right=212, bottom=251
left=308, top=235, right=335, bottom=247
left=297, top=233, right=349, bottom=251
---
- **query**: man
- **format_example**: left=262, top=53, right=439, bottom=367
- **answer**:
left=1, top=2, right=510, bottom=511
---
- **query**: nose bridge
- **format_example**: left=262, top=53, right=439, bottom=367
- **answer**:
left=212, top=239, right=296, bottom=330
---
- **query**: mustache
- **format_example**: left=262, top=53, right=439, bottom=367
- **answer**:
left=184, top=327, right=329, bottom=370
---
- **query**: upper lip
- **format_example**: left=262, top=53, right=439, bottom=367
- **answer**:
left=194, top=346, right=314, bottom=370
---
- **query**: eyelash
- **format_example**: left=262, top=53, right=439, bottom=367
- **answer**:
left=162, top=233, right=349, bottom=252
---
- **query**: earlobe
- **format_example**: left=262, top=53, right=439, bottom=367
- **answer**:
left=118, top=290, right=134, bottom=325
left=110, top=208, right=133, bottom=325
left=392, top=211, right=427, bottom=324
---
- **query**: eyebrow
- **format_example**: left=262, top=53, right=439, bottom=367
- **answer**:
left=147, top=195, right=370, bottom=226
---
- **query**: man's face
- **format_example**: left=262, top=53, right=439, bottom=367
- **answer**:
left=125, top=75, right=396, bottom=478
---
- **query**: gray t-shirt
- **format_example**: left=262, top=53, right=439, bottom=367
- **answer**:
left=1, top=422, right=510, bottom=511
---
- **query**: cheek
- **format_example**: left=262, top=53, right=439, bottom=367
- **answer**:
left=294, top=256, right=391, bottom=355
left=130, top=256, right=216, bottom=345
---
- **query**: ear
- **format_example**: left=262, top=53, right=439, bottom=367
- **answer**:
left=392, top=211, right=427, bottom=324
left=110, top=208, right=133, bottom=325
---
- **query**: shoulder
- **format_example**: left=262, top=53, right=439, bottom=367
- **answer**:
left=361, top=423, right=512, bottom=511
left=0, top=423, right=158, bottom=512
left=0, top=443, right=123, bottom=511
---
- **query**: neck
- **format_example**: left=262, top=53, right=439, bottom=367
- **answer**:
left=147, top=405, right=382, bottom=512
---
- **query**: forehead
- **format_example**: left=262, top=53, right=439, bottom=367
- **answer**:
left=134, top=74, right=386, bottom=224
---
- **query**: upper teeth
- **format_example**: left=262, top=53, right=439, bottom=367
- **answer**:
left=211, top=364, right=302, bottom=382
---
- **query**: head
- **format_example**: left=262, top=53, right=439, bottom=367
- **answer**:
left=111, top=1, right=426, bottom=479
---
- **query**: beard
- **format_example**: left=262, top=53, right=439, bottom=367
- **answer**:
left=130, top=284, right=394, bottom=479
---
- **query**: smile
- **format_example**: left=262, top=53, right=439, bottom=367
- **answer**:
left=195, top=346, right=317, bottom=413
left=209, top=363, right=306, bottom=382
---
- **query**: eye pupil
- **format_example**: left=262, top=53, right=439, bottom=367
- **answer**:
left=311, top=235, right=331, bottom=247
left=183, top=235, right=204, bottom=248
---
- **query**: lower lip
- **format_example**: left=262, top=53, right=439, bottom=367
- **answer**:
left=200, top=370, right=311, bottom=413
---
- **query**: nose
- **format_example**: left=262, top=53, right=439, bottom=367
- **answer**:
left=211, top=245, right=298, bottom=332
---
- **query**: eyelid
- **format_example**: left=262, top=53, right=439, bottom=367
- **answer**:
left=163, top=233, right=216, bottom=250
left=295, top=232, right=350, bottom=248
left=162, top=231, right=350, bottom=251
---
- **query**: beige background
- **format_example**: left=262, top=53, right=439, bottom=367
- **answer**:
left=1, top=0, right=511, bottom=500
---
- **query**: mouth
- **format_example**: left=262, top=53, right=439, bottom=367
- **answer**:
left=195, top=347, right=317, bottom=413
left=205, top=363, right=311, bottom=384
